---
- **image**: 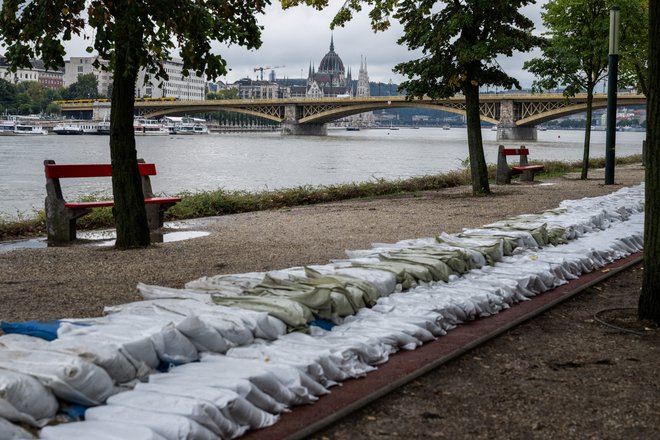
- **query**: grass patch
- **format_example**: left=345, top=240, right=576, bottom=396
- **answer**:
left=0, top=155, right=643, bottom=241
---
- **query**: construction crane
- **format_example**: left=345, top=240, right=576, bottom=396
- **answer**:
left=254, top=65, right=285, bottom=81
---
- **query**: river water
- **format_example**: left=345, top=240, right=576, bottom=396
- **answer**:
left=0, top=127, right=645, bottom=218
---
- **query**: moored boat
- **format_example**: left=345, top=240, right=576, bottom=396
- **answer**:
left=0, top=119, right=47, bottom=136
left=134, top=118, right=170, bottom=136
left=165, top=116, right=209, bottom=135
left=53, top=123, right=84, bottom=135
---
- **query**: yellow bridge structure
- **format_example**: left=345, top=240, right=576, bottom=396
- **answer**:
left=59, top=93, right=646, bottom=140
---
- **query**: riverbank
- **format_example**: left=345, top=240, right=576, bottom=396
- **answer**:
left=0, top=155, right=643, bottom=241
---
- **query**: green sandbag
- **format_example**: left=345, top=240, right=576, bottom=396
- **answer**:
left=304, top=267, right=381, bottom=306
left=379, top=254, right=452, bottom=282
left=247, top=275, right=335, bottom=320
left=211, top=294, right=312, bottom=332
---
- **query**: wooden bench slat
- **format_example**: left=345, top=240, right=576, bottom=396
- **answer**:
left=45, top=163, right=158, bottom=179
left=512, top=165, right=545, bottom=171
left=64, top=201, right=114, bottom=209
left=501, top=148, right=530, bottom=156
left=64, top=197, right=181, bottom=210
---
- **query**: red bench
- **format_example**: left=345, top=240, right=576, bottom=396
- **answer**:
left=44, top=159, right=181, bottom=243
left=496, top=145, right=545, bottom=184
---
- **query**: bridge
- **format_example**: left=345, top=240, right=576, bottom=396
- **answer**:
left=60, top=93, right=646, bottom=140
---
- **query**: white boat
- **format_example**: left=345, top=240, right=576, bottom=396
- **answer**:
left=165, top=116, right=209, bottom=135
left=53, top=121, right=112, bottom=135
left=134, top=118, right=170, bottom=136
left=97, top=121, right=110, bottom=135
left=53, top=123, right=84, bottom=135
left=0, top=119, right=47, bottom=136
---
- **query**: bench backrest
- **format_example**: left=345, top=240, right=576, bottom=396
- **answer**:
left=44, top=162, right=157, bottom=179
left=500, top=148, right=529, bottom=156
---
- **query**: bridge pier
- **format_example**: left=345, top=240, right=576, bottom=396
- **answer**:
left=496, top=124, right=537, bottom=142
left=280, top=122, right=327, bottom=136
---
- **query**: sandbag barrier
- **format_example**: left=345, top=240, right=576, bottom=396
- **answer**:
left=0, top=184, right=645, bottom=439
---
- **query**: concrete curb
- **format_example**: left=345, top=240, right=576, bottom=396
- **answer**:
left=241, top=252, right=643, bottom=440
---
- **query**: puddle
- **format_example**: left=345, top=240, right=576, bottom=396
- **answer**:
left=0, top=226, right=210, bottom=253
left=0, top=238, right=48, bottom=254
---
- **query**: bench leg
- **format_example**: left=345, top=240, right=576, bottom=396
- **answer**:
left=496, top=170, right=512, bottom=185
left=45, top=200, right=90, bottom=243
left=520, top=170, right=536, bottom=182
left=145, top=203, right=176, bottom=230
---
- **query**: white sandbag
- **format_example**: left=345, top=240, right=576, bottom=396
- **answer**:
left=40, top=420, right=164, bottom=439
left=134, top=382, right=278, bottom=429
left=112, top=298, right=262, bottom=347
left=99, top=314, right=199, bottom=366
left=199, top=355, right=318, bottom=405
left=58, top=321, right=160, bottom=370
left=137, top=283, right=216, bottom=303
left=174, top=315, right=230, bottom=353
left=227, top=344, right=335, bottom=386
left=0, top=333, right=139, bottom=385
left=84, top=406, right=216, bottom=440
left=0, top=348, right=115, bottom=406
left=149, top=372, right=287, bottom=415
left=0, top=416, right=36, bottom=440
left=105, top=389, right=243, bottom=439
left=150, top=322, right=199, bottom=365
left=0, top=368, right=57, bottom=426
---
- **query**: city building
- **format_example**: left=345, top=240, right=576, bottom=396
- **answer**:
left=63, top=56, right=111, bottom=95
left=0, top=57, right=64, bottom=89
left=233, top=78, right=280, bottom=100
left=304, top=36, right=353, bottom=98
left=136, top=58, right=205, bottom=101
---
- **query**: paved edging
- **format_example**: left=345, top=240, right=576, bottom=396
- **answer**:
left=241, top=252, right=643, bottom=440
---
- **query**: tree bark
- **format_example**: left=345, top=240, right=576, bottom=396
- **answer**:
left=640, top=0, right=660, bottom=324
left=580, top=85, right=595, bottom=180
left=109, top=6, right=150, bottom=249
left=463, top=79, right=490, bottom=195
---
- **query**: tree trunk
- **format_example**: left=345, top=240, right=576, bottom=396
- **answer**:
left=640, top=0, right=660, bottom=324
left=580, top=85, right=595, bottom=180
left=109, top=7, right=150, bottom=249
left=464, top=80, right=490, bottom=195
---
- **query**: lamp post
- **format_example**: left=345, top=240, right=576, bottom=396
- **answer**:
left=604, top=6, right=620, bottom=185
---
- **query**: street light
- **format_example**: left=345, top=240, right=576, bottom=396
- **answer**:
left=605, top=6, right=620, bottom=185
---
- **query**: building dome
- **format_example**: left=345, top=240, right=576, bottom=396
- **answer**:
left=318, top=36, right=345, bottom=74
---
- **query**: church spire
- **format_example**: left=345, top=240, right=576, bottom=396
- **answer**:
left=330, top=33, right=334, bottom=52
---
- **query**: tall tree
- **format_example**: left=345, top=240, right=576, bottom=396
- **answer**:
left=62, top=73, right=100, bottom=100
left=0, top=0, right=268, bottom=248
left=619, top=0, right=648, bottom=96
left=524, top=0, right=610, bottom=180
left=292, top=0, right=542, bottom=195
left=640, top=0, right=660, bottom=324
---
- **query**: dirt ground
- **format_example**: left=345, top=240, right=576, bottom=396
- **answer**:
left=310, top=264, right=660, bottom=440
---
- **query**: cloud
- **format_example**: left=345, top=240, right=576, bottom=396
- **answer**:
left=59, top=0, right=548, bottom=88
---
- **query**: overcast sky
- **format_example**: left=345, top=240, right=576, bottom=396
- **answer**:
left=62, top=0, right=549, bottom=88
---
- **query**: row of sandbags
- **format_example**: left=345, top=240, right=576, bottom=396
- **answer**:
left=0, top=184, right=645, bottom=439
